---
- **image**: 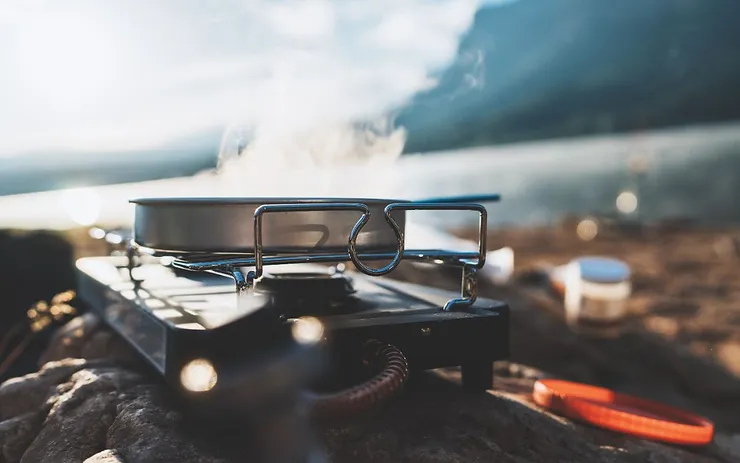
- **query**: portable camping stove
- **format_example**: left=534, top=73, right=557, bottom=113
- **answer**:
left=76, top=198, right=510, bottom=410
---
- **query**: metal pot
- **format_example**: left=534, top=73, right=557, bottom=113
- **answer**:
left=131, top=197, right=408, bottom=253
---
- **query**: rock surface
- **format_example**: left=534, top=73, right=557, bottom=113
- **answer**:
left=0, top=312, right=737, bottom=463
left=3, top=224, right=740, bottom=462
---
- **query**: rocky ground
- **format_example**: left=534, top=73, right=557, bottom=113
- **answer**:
left=465, top=220, right=740, bottom=418
left=0, top=223, right=739, bottom=462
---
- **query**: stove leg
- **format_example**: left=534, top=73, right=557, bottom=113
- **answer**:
left=461, top=360, right=493, bottom=392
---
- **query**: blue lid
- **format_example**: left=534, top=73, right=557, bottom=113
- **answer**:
left=573, top=256, right=631, bottom=284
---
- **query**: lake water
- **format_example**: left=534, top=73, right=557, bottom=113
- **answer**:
left=0, top=121, right=739, bottom=231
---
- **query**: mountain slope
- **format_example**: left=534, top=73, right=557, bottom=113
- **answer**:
left=397, top=0, right=740, bottom=153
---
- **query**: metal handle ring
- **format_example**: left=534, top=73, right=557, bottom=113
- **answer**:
left=347, top=205, right=404, bottom=276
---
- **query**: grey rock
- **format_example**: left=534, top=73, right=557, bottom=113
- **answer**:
left=0, top=313, right=735, bottom=462
left=20, top=366, right=142, bottom=463
left=0, top=412, right=44, bottom=463
left=84, top=449, right=125, bottom=463
left=108, top=396, right=230, bottom=463
left=0, top=359, right=88, bottom=422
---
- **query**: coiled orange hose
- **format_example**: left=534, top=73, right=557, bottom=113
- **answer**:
left=308, top=340, right=409, bottom=421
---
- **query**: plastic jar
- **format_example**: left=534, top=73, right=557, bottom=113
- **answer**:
left=550, top=256, right=632, bottom=337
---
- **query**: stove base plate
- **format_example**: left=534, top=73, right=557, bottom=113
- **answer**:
left=76, top=257, right=510, bottom=396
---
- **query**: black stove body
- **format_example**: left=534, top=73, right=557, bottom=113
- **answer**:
left=77, top=257, right=510, bottom=396
left=77, top=197, right=511, bottom=417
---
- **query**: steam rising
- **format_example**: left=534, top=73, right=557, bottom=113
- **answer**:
left=1, top=0, right=503, bottom=198
left=207, top=1, right=492, bottom=197
left=215, top=117, right=411, bottom=197
left=209, top=0, right=488, bottom=194
left=219, top=118, right=407, bottom=169
left=1, top=1, right=497, bottom=154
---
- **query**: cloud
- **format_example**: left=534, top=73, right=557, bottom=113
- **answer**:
left=0, top=0, right=503, bottom=157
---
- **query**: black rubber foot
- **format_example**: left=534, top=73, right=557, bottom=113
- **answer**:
left=461, top=361, right=493, bottom=392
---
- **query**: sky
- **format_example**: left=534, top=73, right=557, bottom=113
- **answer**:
left=0, top=0, right=512, bottom=158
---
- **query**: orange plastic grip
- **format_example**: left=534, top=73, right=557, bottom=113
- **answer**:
left=533, top=379, right=714, bottom=446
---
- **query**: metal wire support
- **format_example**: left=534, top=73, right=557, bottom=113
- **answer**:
left=254, top=203, right=376, bottom=279
left=382, top=201, right=487, bottom=271
left=443, top=266, right=478, bottom=311
left=167, top=199, right=490, bottom=310
left=231, top=267, right=254, bottom=297
left=126, top=239, right=144, bottom=286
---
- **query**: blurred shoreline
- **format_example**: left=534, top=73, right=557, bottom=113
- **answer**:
left=0, top=121, right=739, bottom=231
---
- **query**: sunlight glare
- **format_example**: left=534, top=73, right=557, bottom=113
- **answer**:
left=616, top=191, right=638, bottom=214
left=180, top=358, right=218, bottom=393
left=291, top=316, right=325, bottom=345
left=60, top=187, right=102, bottom=226
left=576, top=218, right=599, bottom=241
left=16, top=14, right=124, bottom=114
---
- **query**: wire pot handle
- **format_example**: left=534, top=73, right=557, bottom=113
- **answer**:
left=252, top=201, right=487, bottom=279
